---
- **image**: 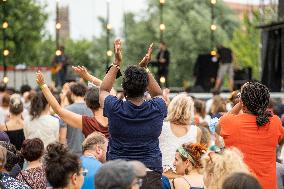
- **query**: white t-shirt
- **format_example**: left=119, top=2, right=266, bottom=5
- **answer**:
left=159, top=121, right=198, bottom=172
left=24, top=115, right=59, bottom=148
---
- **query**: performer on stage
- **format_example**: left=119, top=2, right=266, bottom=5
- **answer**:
left=51, top=46, right=70, bottom=87
left=213, top=45, right=234, bottom=92
left=156, top=41, right=170, bottom=87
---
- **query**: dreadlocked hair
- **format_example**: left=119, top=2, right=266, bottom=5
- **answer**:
left=241, top=81, right=272, bottom=127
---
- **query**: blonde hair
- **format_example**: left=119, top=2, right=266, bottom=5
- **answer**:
left=210, top=95, right=226, bottom=114
left=82, top=132, right=107, bottom=153
left=0, top=146, right=7, bottom=169
left=167, top=93, right=194, bottom=125
left=202, top=148, right=250, bottom=189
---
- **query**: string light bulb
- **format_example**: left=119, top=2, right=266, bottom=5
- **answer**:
left=106, top=24, right=112, bottom=30
left=160, top=0, right=165, bottom=4
left=2, top=21, right=8, bottom=29
left=55, top=50, right=62, bottom=56
left=3, top=49, right=9, bottom=56
left=107, top=50, right=113, bottom=57
left=160, top=76, right=166, bottom=84
left=211, top=0, right=216, bottom=4
left=210, top=24, right=217, bottom=31
left=56, top=23, right=61, bottom=30
left=211, top=50, right=217, bottom=56
left=160, top=24, right=166, bottom=31
left=3, top=77, right=9, bottom=84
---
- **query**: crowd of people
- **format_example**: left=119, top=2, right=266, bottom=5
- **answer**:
left=0, top=39, right=282, bottom=189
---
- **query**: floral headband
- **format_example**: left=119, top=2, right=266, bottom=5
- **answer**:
left=177, top=147, right=196, bottom=166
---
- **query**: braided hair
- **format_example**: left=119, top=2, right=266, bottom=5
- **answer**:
left=240, top=82, right=272, bottom=127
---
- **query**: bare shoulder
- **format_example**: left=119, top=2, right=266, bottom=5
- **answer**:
left=171, top=177, right=189, bottom=189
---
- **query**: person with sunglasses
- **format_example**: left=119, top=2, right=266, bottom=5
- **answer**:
left=44, top=143, right=86, bottom=189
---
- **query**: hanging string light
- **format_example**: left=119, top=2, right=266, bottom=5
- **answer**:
left=2, top=0, right=9, bottom=83
left=159, top=0, right=165, bottom=42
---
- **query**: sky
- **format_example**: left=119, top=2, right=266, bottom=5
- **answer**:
left=37, top=0, right=273, bottom=40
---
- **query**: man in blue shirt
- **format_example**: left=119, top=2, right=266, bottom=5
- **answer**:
left=80, top=131, right=108, bottom=189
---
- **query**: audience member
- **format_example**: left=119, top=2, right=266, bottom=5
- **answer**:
left=0, top=94, right=25, bottom=150
left=217, top=81, right=284, bottom=189
left=99, top=40, right=167, bottom=188
left=0, top=93, right=10, bottom=125
left=59, top=82, right=93, bottom=155
left=0, top=145, right=30, bottom=189
left=81, top=132, right=108, bottom=189
left=17, top=138, right=47, bottom=188
left=95, top=159, right=145, bottom=189
left=222, top=172, right=262, bottom=189
left=202, top=148, right=250, bottom=189
left=159, top=94, right=201, bottom=178
left=44, top=143, right=85, bottom=189
left=171, top=143, right=206, bottom=189
left=24, top=92, right=59, bottom=147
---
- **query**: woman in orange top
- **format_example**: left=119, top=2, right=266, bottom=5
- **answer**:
left=217, top=81, right=284, bottom=189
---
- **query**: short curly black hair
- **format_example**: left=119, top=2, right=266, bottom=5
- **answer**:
left=21, top=138, right=44, bottom=162
left=122, top=65, right=148, bottom=98
left=70, top=82, right=87, bottom=97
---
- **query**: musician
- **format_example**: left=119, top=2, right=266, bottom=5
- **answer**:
left=156, top=41, right=170, bottom=87
left=51, top=46, right=70, bottom=87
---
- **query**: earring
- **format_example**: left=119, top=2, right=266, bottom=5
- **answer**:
left=185, top=168, right=189, bottom=175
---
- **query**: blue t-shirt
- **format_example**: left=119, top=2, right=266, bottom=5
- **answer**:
left=103, top=95, right=167, bottom=173
left=80, top=156, right=102, bottom=189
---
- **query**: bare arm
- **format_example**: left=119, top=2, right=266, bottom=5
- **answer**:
left=36, top=71, right=83, bottom=129
left=99, top=39, right=122, bottom=108
left=72, top=66, right=102, bottom=86
left=139, top=43, right=163, bottom=98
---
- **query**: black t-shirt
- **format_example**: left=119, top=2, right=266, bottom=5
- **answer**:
left=218, top=47, right=232, bottom=63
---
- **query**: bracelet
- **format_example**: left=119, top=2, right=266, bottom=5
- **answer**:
left=40, top=84, right=47, bottom=90
left=111, top=63, right=120, bottom=70
left=145, top=67, right=150, bottom=73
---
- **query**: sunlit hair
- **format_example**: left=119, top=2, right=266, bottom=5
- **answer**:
left=210, top=95, right=226, bottom=114
left=202, top=148, right=250, bottom=189
left=167, top=93, right=194, bottom=125
left=82, top=132, right=107, bottom=153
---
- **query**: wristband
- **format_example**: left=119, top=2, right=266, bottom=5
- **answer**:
left=145, top=67, right=150, bottom=73
left=111, top=63, right=120, bottom=70
left=40, top=84, right=47, bottom=90
left=106, top=63, right=122, bottom=79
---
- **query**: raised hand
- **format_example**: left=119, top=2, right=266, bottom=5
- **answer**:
left=139, top=43, right=154, bottom=68
left=72, top=66, right=89, bottom=80
left=36, top=71, right=45, bottom=86
left=114, top=39, right=122, bottom=65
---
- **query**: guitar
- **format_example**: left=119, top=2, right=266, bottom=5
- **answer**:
left=50, top=62, right=63, bottom=74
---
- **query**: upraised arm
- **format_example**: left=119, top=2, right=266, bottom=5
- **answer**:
left=72, top=66, right=102, bottom=86
left=139, top=43, right=163, bottom=98
left=99, top=39, right=122, bottom=108
left=36, top=71, right=83, bottom=129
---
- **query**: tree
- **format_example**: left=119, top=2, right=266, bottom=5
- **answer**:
left=124, top=0, right=239, bottom=87
left=229, top=11, right=260, bottom=79
left=0, top=0, right=48, bottom=66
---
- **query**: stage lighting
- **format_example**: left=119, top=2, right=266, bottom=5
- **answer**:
left=2, top=21, right=8, bottom=29
left=3, top=49, right=9, bottom=56
left=160, top=24, right=166, bottom=31
left=107, top=50, right=113, bottom=57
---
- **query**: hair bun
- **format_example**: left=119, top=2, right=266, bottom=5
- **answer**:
left=10, top=94, right=22, bottom=108
left=45, top=143, right=68, bottom=163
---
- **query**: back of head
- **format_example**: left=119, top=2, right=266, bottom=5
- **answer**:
left=167, top=94, right=194, bottom=125
left=194, top=99, right=206, bottom=118
left=9, top=94, right=23, bottom=115
left=222, top=172, right=262, bottom=189
left=70, top=82, right=87, bottom=97
left=21, top=138, right=44, bottom=162
left=30, top=92, right=48, bottom=120
left=240, top=82, right=272, bottom=127
left=85, top=87, right=100, bottom=111
left=1, top=93, right=10, bottom=108
left=95, top=159, right=136, bottom=189
left=122, top=65, right=148, bottom=98
left=20, top=84, right=31, bottom=95
left=82, top=131, right=107, bottom=153
left=211, top=95, right=226, bottom=114
left=0, top=146, right=7, bottom=170
left=202, top=148, right=250, bottom=189
left=44, top=143, right=80, bottom=188
left=0, top=141, right=20, bottom=171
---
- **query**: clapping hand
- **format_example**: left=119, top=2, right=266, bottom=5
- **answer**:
left=139, top=43, right=153, bottom=68
left=114, top=39, right=122, bottom=65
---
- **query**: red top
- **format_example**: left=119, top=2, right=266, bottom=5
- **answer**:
left=220, top=113, right=284, bottom=189
left=82, top=116, right=109, bottom=138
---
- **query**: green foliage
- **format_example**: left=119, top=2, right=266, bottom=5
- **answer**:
left=229, top=11, right=260, bottom=79
left=0, top=0, right=48, bottom=66
left=123, top=0, right=239, bottom=87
